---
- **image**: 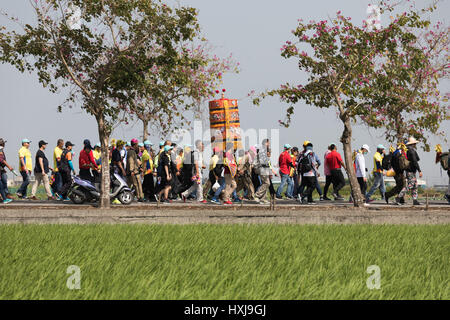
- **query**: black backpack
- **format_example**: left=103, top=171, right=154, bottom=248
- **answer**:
left=382, top=154, right=392, bottom=170
left=157, top=153, right=165, bottom=176
left=58, top=149, right=70, bottom=172
left=439, top=152, right=449, bottom=171
left=299, top=154, right=312, bottom=174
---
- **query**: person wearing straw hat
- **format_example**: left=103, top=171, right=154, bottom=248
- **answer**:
left=17, top=138, right=33, bottom=199
left=366, top=144, right=386, bottom=203
left=398, top=137, right=423, bottom=206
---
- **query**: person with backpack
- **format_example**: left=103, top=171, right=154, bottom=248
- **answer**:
left=299, top=144, right=319, bottom=204
left=385, top=143, right=408, bottom=205
left=276, top=144, right=295, bottom=200
left=297, top=142, right=323, bottom=201
left=398, top=137, right=423, bottom=206
left=365, top=144, right=386, bottom=203
left=325, top=144, right=346, bottom=200
left=56, top=141, right=75, bottom=201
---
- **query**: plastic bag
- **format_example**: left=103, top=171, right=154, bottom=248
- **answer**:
left=212, top=181, right=220, bottom=192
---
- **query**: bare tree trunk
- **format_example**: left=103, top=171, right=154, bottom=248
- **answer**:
left=97, top=114, right=111, bottom=209
left=142, top=119, right=149, bottom=142
left=340, top=116, right=365, bottom=208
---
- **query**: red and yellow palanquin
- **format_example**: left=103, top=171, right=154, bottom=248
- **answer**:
left=209, top=94, right=242, bottom=152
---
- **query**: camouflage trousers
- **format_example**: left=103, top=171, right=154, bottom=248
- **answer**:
left=236, top=173, right=255, bottom=200
left=398, top=172, right=418, bottom=200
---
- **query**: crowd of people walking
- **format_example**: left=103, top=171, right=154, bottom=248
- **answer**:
left=0, top=136, right=449, bottom=205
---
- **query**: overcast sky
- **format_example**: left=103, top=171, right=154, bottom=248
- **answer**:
left=0, top=0, right=448, bottom=185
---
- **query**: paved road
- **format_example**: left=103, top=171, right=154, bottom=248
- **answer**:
left=0, top=199, right=449, bottom=225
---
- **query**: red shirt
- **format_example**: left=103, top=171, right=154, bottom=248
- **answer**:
left=326, top=150, right=343, bottom=170
left=79, top=149, right=98, bottom=170
left=278, top=150, right=293, bottom=175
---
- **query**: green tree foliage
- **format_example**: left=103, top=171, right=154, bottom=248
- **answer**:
left=0, top=0, right=202, bottom=207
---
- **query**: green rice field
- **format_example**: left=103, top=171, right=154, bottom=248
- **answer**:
left=0, top=224, right=448, bottom=299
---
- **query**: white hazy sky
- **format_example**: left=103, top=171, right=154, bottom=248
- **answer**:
left=0, top=0, right=449, bottom=185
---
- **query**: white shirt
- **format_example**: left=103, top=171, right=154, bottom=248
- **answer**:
left=355, top=151, right=366, bottom=178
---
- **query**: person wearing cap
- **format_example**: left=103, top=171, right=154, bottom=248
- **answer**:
left=111, top=140, right=126, bottom=177
left=79, top=139, right=98, bottom=183
left=276, top=144, right=295, bottom=199
left=52, top=139, right=64, bottom=194
left=157, top=145, right=174, bottom=203
left=296, top=141, right=311, bottom=201
left=139, top=142, right=156, bottom=202
left=365, top=144, right=386, bottom=203
left=56, top=141, right=75, bottom=200
left=153, top=141, right=165, bottom=168
left=354, top=144, right=370, bottom=198
left=144, top=140, right=153, bottom=154
left=398, top=137, right=423, bottom=205
left=16, top=139, right=33, bottom=199
left=30, top=140, right=54, bottom=201
left=126, top=139, right=144, bottom=202
left=299, top=143, right=319, bottom=204
left=0, top=138, right=14, bottom=203
left=297, top=143, right=323, bottom=201
left=325, top=144, right=346, bottom=200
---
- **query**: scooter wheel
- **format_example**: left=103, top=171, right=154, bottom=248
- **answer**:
left=118, top=191, right=133, bottom=205
left=70, top=191, right=86, bottom=204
